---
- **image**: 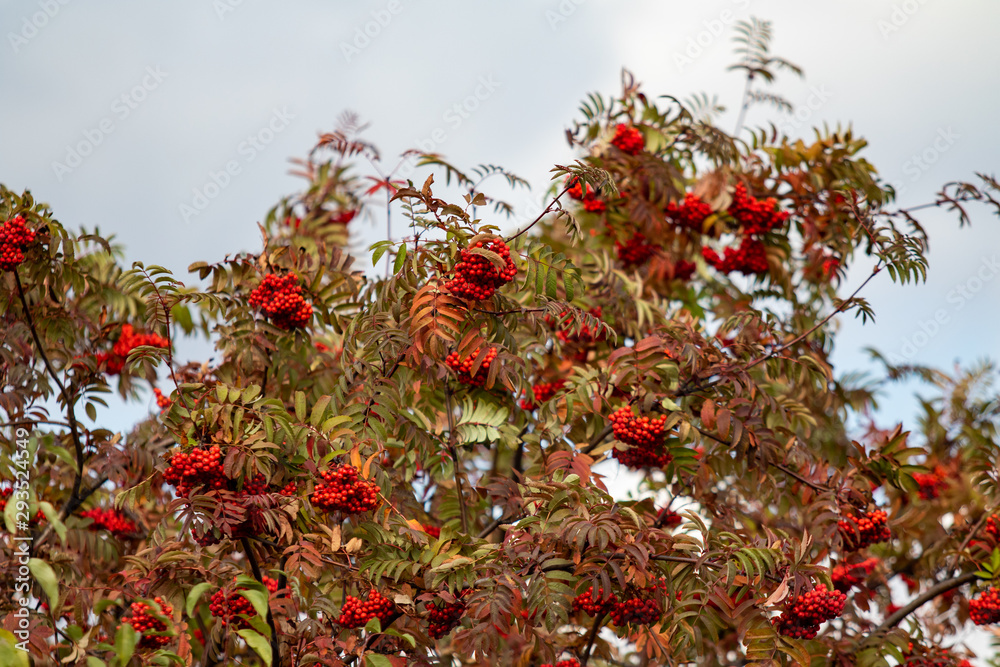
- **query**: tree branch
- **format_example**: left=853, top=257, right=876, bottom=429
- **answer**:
left=874, top=571, right=979, bottom=633
left=241, top=537, right=280, bottom=667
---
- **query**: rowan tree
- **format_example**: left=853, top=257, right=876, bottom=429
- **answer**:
left=2, top=18, right=1000, bottom=667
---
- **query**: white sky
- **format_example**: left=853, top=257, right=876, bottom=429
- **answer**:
left=3, top=1, right=1000, bottom=658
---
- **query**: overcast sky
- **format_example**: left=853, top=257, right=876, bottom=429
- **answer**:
left=3, top=0, right=999, bottom=437
left=3, top=3, right=999, bottom=660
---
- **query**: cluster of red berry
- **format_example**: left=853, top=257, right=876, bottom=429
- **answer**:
left=970, top=586, right=1000, bottom=625
left=331, top=209, right=357, bottom=225
left=666, top=193, right=713, bottom=232
left=426, top=590, right=469, bottom=638
left=567, top=177, right=608, bottom=213
left=609, top=591, right=663, bottom=626
left=444, top=238, right=517, bottom=301
left=80, top=507, right=137, bottom=537
left=310, top=464, right=379, bottom=514
left=701, top=236, right=768, bottom=276
left=548, top=307, right=604, bottom=348
left=209, top=576, right=278, bottom=628
left=0, top=216, right=36, bottom=271
left=615, top=232, right=657, bottom=267
left=163, top=446, right=228, bottom=497
left=153, top=387, right=172, bottom=411
left=671, top=259, right=697, bottom=282
left=572, top=585, right=617, bottom=617
left=912, top=466, right=948, bottom=500
left=985, top=514, right=1000, bottom=543
left=727, top=183, right=789, bottom=235
left=96, top=324, right=171, bottom=375
left=657, top=509, right=683, bottom=528
left=122, top=597, right=173, bottom=649
left=541, top=661, right=581, bottom=667
left=519, top=379, right=567, bottom=411
left=445, top=347, right=497, bottom=388
left=248, top=273, right=313, bottom=330
left=609, top=405, right=665, bottom=443
left=422, top=524, right=441, bottom=539
left=838, top=509, right=891, bottom=551
left=337, top=589, right=396, bottom=628
left=902, top=643, right=973, bottom=667
left=609, top=406, right=671, bottom=469
left=831, top=557, right=879, bottom=592
left=773, top=585, right=846, bottom=639
left=610, top=123, right=645, bottom=155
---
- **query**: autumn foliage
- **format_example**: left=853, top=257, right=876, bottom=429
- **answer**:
left=3, top=18, right=1000, bottom=667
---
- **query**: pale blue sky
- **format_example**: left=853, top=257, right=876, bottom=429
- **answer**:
left=2, top=0, right=999, bottom=436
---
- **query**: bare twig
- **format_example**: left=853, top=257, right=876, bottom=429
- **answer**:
left=875, top=571, right=979, bottom=633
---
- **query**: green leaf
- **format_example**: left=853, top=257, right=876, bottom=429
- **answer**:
left=186, top=582, right=214, bottom=617
left=372, top=244, right=388, bottom=266
left=114, top=622, right=137, bottom=667
left=294, top=391, right=306, bottom=422
left=393, top=243, right=407, bottom=273
left=237, top=629, right=272, bottom=667
left=365, top=655, right=394, bottom=667
left=28, top=558, right=58, bottom=609
left=86, top=658, right=106, bottom=667
left=364, top=616, right=383, bottom=633
left=0, top=630, right=30, bottom=667
left=234, top=586, right=270, bottom=622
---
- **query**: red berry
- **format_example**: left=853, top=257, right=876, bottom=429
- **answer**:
left=727, top=183, right=788, bottom=236
left=572, top=586, right=617, bottom=618
left=310, top=464, right=379, bottom=514
left=608, top=406, right=672, bottom=469
left=773, top=585, right=846, bottom=639
left=610, top=124, right=644, bottom=156
left=519, top=379, right=567, bottom=411
left=80, top=507, right=137, bottom=537
left=248, top=273, right=313, bottom=330
left=970, top=586, right=1000, bottom=625
left=209, top=576, right=279, bottom=629
left=122, top=597, right=174, bottom=649
left=337, top=589, right=396, bottom=628
left=615, top=233, right=657, bottom=267
left=666, top=193, right=713, bottom=232
left=0, top=216, right=36, bottom=271
left=426, top=590, right=469, bottom=638
left=444, top=238, right=517, bottom=301
left=96, top=324, right=171, bottom=375
left=838, top=509, right=891, bottom=551
left=445, top=347, right=498, bottom=388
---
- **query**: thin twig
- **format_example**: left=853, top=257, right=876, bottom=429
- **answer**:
left=240, top=537, right=280, bottom=667
left=741, top=264, right=882, bottom=374
left=505, top=183, right=573, bottom=243
left=875, top=571, right=979, bottom=633
left=580, top=612, right=605, bottom=667
left=445, top=387, right=469, bottom=534
left=16, top=272, right=89, bottom=544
